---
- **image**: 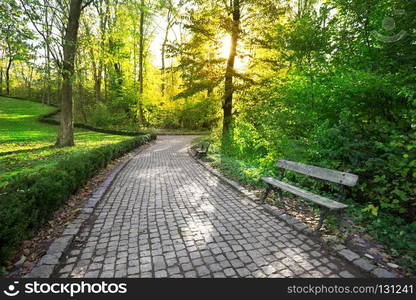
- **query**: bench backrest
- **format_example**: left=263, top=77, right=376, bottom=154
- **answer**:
left=201, top=141, right=211, bottom=152
left=277, top=160, right=358, bottom=187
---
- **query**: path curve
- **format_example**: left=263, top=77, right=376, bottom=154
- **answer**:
left=54, top=136, right=364, bottom=278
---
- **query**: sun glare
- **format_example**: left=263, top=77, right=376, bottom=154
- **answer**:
left=219, top=35, right=248, bottom=71
left=219, top=35, right=232, bottom=59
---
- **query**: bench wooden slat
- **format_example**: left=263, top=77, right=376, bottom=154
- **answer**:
left=261, top=177, right=348, bottom=210
left=277, top=160, right=358, bottom=187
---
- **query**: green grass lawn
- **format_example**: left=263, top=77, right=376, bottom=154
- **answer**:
left=0, top=97, right=57, bottom=153
left=0, top=97, right=133, bottom=187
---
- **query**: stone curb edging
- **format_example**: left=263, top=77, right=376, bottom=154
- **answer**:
left=187, top=148, right=400, bottom=279
left=25, top=143, right=153, bottom=278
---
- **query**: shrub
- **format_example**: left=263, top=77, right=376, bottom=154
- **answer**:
left=90, top=103, right=114, bottom=128
left=0, top=133, right=156, bottom=265
left=208, top=68, right=416, bottom=273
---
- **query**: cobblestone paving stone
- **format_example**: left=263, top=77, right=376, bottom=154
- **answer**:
left=53, top=136, right=365, bottom=278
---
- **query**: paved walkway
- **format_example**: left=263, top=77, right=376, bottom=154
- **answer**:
left=54, top=136, right=363, bottom=278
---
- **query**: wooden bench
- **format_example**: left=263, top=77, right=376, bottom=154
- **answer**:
left=260, top=160, right=358, bottom=230
left=194, top=141, right=211, bottom=158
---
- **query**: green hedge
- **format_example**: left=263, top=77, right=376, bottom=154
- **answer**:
left=0, top=133, right=156, bottom=265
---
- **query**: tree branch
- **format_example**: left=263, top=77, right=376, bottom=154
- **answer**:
left=82, top=0, right=95, bottom=10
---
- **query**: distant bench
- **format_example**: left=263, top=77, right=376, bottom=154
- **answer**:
left=194, top=141, right=211, bottom=158
left=260, top=160, right=358, bottom=230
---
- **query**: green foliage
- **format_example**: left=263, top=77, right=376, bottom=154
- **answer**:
left=207, top=0, right=416, bottom=274
left=0, top=1, right=33, bottom=61
left=208, top=153, right=263, bottom=188
left=89, top=103, right=114, bottom=128
left=87, top=101, right=137, bottom=131
left=147, top=93, right=219, bottom=130
left=1, top=0, right=415, bottom=273
left=0, top=133, right=155, bottom=265
left=351, top=206, right=416, bottom=274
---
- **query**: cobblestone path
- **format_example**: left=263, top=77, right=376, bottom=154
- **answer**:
left=53, top=136, right=364, bottom=278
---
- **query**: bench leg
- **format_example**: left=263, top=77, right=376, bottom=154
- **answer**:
left=336, top=210, right=347, bottom=232
left=276, top=188, right=283, bottom=201
left=315, top=208, right=330, bottom=231
left=259, top=185, right=272, bottom=203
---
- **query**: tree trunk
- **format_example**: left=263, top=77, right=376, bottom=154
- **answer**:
left=98, top=1, right=108, bottom=102
left=5, top=57, right=12, bottom=95
left=27, top=65, right=34, bottom=98
left=44, top=0, right=52, bottom=105
left=56, top=0, right=83, bottom=147
left=114, top=61, right=123, bottom=96
left=77, top=67, right=89, bottom=123
left=222, top=0, right=240, bottom=142
left=46, top=51, right=52, bottom=104
left=161, top=10, right=172, bottom=98
left=94, top=71, right=102, bottom=102
left=104, top=66, right=108, bottom=102
left=137, top=0, right=145, bottom=126
left=161, top=28, right=168, bottom=97
left=94, top=54, right=103, bottom=103
left=0, top=66, right=3, bottom=95
left=85, top=19, right=103, bottom=103
left=207, top=87, right=213, bottom=97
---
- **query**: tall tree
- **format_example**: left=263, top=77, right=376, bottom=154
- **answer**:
left=42, top=0, right=53, bottom=104
left=0, top=47, right=4, bottom=94
left=0, top=0, right=31, bottom=95
left=56, top=0, right=93, bottom=147
left=137, top=0, right=146, bottom=125
left=159, top=0, right=178, bottom=97
left=222, top=0, right=240, bottom=142
left=95, top=0, right=110, bottom=103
